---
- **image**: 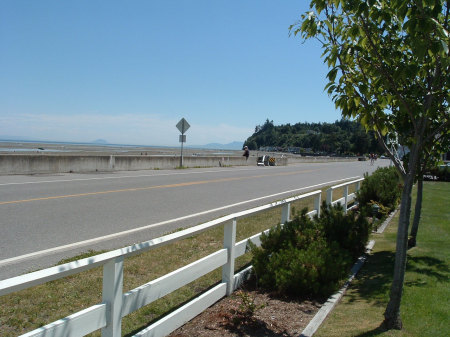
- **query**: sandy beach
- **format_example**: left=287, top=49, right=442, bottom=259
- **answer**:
left=0, top=141, right=241, bottom=157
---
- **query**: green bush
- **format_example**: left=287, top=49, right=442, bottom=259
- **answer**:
left=356, top=166, right=401, bottom=214
left=250, top=205, right=370, bottom=297
left=425, top=165, right=450, bottom=182
left=318, top=202, right=371, bottom=259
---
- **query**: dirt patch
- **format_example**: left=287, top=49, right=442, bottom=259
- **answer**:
left=169, top=289, right=322, bottom=337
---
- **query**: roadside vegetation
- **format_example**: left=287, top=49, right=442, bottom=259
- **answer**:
left=249, top=203, right=371, bottom=298
left=294, top=0, right=448, bottom=329
left=0, top=182, right=344, bottom=337
left=248, top=166, right=400, bottom=300
left=356, top=166, right=402, bottom=217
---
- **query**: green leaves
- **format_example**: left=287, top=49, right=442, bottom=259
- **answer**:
left=327, top=67, right=339, bottom=82
left=357, top=1, right=369, bottom=16
left=295, top=0, right=448, bottom=143
left=439, top=40, right=449, bottom=55
left=349, top=24, right=361, bottom=38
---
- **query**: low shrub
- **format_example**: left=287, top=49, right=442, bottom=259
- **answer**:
left=250, top=204, right=370, bottom=297
left=367, top=200, right=391, bottom=220
left=229, top=290, right=265, bottom=326
left=356, top=166, right=402, bottom=214
left=318, top=202, right=371, bottom=260
left=424, top=165, right=450, bottom=182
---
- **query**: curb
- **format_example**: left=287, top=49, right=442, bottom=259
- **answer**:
left=299, top=209, right=397, bottom=337
left=376, top=208, right=398, bottom=234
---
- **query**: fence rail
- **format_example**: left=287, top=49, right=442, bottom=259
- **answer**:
left=326, top=177, right=364, bottom=213
left=0, top=178, right=363, bottom=337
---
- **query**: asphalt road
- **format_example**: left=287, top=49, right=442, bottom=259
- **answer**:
left=0, top=160, right=389, bottom=279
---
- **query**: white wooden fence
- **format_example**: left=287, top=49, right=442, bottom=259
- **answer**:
left=326, top=178, right=364, bottom=213
left=0, top=178, right=362, bottom=337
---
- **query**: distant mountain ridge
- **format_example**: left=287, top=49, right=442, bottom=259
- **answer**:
left=191, top=141, right=243, bottom=150
left=0, top=136, right=244, bottom=150
left=92, top=139, right=108, bottom=144
left=0, top=135, right=34, bottom=141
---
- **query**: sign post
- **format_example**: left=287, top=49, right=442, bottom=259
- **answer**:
left=176, top=118, right=190, bottom=167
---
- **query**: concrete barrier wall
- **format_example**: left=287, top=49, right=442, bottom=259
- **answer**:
left=0, top=155, right=112, bottom=175
left=287, top=156, right=357, bottom=163
left=0, top=154, right=288, bottom=175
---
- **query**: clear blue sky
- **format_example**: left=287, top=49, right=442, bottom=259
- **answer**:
left=0, top=1, right=342, bottom=147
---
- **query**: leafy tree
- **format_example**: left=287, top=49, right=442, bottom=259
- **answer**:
left=350, top=130, right=370, bottom=154
left=339, top=138, right=352, bottom=154
left=246, top=140, right=258, bottom=151
left=293, top=0, right=449, bottom=330
left=309, top=133, right=322, bottom=152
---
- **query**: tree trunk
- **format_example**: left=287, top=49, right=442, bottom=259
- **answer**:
left=383, top=144, right=420, bottom=330
left=382, top=178, right=412, bottom=329
left=408, top=175, right=423, bottom=248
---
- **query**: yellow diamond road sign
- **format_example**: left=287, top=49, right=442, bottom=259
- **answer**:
left=176, top=118, right=190, bottom=135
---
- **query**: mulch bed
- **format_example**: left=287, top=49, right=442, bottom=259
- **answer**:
left=169, top=289, right=323, bottom=337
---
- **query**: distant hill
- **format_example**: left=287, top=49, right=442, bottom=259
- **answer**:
left=192, top=141, right=243, bottom=150
left=92, top=139, right=108, bottom=144
left=0, top=135, right=33, bottom=141
left=244, top=119, right=383, bottom=155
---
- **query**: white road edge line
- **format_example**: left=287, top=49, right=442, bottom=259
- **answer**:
left=0, top=176, right=359, bottom=267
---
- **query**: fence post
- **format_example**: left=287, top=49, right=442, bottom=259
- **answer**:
left=102, top=257, right=124, bottom=337
left=281, top=202, right=291, bottom=224
left=326, top=188, right=333, bottom=205
left=344, top=185, right=349, bottom=214
left=222, top=218, right=237, bottom=296
left=315, top=192, right=321, bottom=217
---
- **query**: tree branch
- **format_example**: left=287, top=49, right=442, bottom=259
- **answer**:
left=423, top=119, right=450, bottom=144
left=375, top=129, right=406, bottom=176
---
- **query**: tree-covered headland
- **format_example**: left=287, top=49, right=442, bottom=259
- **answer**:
left=243, top=118, right=383, bottom=156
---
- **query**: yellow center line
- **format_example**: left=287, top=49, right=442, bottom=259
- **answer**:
left=0, top=170, right=315, bottom=205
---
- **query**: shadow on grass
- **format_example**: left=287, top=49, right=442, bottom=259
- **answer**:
left=405, top=256, right=449, bottom=285
left=344, top=251, right=449, bottom=305
left=344, top=251, right=395, bottom=306
left=353, top=324, right=389, bottom=337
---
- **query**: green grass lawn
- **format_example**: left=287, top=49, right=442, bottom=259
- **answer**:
left=315, top=181, right=450, bottom=337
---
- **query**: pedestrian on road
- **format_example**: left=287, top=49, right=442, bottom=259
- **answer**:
left=243, top=146, right=249, bottom=161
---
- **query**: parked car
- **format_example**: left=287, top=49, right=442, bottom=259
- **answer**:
left=257, top=155, right=275, bottom=166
